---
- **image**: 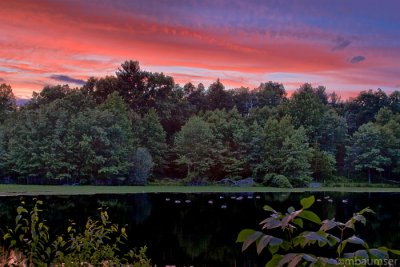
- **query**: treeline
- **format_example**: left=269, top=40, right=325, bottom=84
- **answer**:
left=1, top=60, right=400, bottom=187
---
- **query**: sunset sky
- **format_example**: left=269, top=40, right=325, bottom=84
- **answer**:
left=1, top=0, right=399, bottom=99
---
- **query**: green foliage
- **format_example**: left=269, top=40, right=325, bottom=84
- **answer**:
left=271, top=175, right=293, bottom=188
left=0, top=83, right=16, bottom=123
left=3, top=199, right=51, bottom=266
left=346, top=122, right=390, bottom=183
left=130, top=147, right=154, bottom=185
left=311, top=148, right=337, bottom=182
left=202, top=108, right=248, bottom=179
left=137, top=108, right=167, bottom=172
left=3, top=61, right=400, bottom=185
left=2, top=199, right=152, bottom=266
left=174, top=116, right=216, bottom=180
left=237, top=196, right=399, bottom=266
left=206, top=79, right=234, bottom=111
left=285, top=84, right=328, bottom=140
left=256, top=117, right=313, bottom=186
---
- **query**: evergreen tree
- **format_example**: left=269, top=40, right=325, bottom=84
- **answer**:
left=0, top=83, right=16, bottom=123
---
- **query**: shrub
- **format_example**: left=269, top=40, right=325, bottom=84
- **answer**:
left=237, top=195, right=400, bottom=266
left=1, top=199, right=152, bottom=266
left=271, top=175, right=293, bottom=188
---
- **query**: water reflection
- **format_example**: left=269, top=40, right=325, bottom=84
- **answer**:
left=0, top=192, right=399, bottom=266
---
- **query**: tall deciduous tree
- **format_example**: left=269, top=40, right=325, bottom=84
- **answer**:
left=258, top=116, right=313, bottom=187
left=203, top=108, right=248, bottom=179
left=285, top=83, right=327, bottom=141
left=174, top=116, right=215, bottom=180
left=255, top=81, right=287, bottom=107
left=346, top=122, right=390, bottom=183
left=137, top=108, right=167, bottom=173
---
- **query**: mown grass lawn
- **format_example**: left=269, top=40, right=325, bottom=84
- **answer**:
left=1, top=184, right=400, bottom=196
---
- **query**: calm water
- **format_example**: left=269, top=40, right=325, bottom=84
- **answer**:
left=0, top=192, right=399, bottom=266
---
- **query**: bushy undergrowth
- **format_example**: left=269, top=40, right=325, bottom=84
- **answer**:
left=0, top=199, right=152, bottom=267
left=237, top=195, right=400, bottom=266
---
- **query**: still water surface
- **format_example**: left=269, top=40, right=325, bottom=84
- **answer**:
left=0, top=192, right=399, bottom=266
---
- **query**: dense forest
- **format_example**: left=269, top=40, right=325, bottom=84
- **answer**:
left=1, top=60, right=400, bottom=187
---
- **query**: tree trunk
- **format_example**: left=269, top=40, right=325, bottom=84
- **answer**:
left=368, top=169, right=371, bottom=184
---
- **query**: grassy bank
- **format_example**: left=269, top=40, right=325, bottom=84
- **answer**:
left=1, top=184, right=400, bottom=196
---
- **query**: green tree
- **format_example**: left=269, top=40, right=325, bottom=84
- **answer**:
left=346, top=122, right=390, bottom=183
left=203, top=108, right=248, bottom=179
left=116, top=60, right=175, bottom=117
left=137, top=108, right=167, bottom=173
left=344, top=88, right=390, bottom=133
left=27, top=85, right=72, bottom=109
left=0, top=83, right=16, bottom=122
left=311, top=147, right=337, bottom=182
left=285, top=83, right=327, bottom=141
left=255, top=81, right=287, bottom=107
left=186, top=83, right=207, bottom=113
left=375, top=108, right=400, bottom=179
left=174, top=116, right=215, bottom=180
left=206, top=79, right=234, bottom=111
left=258, top=117, right=313, bottom=187
left=231, top=87, right=257, bottom=115
left=5, top=103, right=71, bottom=183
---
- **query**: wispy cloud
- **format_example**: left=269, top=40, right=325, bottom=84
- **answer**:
left=0, top=0, right=399, bottom=99
left=49, top=75, right=86, bottom=85
left=350, top=56, right=366, bottom=64
left=332, top=37, right=351, bottom=51
left=0, top=78, right=4, bottom=82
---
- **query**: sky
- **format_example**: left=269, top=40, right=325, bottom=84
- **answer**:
left=0, top=0, right=400, bottom=99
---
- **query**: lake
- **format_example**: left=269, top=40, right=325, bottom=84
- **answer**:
left=0, top=192, right=399, bottom=266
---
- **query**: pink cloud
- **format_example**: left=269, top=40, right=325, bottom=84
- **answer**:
left=0, top=0, right=399, bottom=99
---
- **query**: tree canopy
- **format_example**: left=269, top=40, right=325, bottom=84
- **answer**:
left=1, top=60, right=400, bottom=185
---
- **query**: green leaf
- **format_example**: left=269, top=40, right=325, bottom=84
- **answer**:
left=265, top=255, right=283, bottom=267
left=260, top=217, right=281, bottom=229
left=353, top=214, right=366, bottom=225
left=302, top=254, right=317, bottom=263
left=257, top=235, right=272, bottom=255
left=368, top=248, right=388, bottom=259
left=3, top=233, right=11, bottom=240
left=268, top=244, right=280, bottom=254
left=263, top=205, right=277, bottom=213
left=16, top=206, right=28, bottom=215
left=270, top=236, right=283, bottom=246
left=346, top=235, right=367, bottom=248
left=358, top=207, right=375, bottom=215
left=242, top=231, right=263, bottom=251
left=303, top=231, right=329, bottom=244
left=320, top=219, right=336, bottom=232
left=279, top=253, right=298, bottom=266
left=344, top=249, right=369, bottom=259
left=344, top=219, right=355, bottom=230
left=386, top=248, right=400, bottom=255
left=300, top=196, right=315, bottom=209
left=15, top=214, right=22, bottom=224
left=298, top=210, right=321, bottom=224
left=236, top=229, right=255, bottom=243
left=288, top=254, right=303, bottom=267
left=292, top=218, right=303, bottom=228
